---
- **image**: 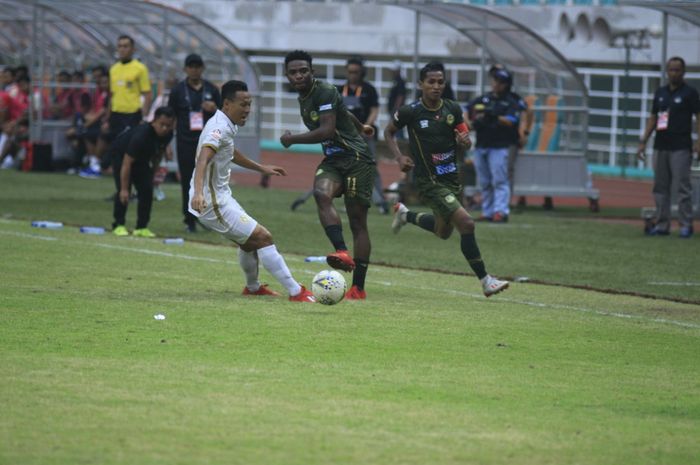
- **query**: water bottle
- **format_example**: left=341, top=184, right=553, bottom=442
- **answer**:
left=304, top=256, right=327, bottom=263
left=31, top=221, right=63, bottom=229
left=80, top=226, right=105, bottom=235
left=163, top=238, right=184, bottom=245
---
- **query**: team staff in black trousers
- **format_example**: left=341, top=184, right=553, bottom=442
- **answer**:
left=167, top=53, right=222, bottom=233
left=111, top=107, right=175, bottom=238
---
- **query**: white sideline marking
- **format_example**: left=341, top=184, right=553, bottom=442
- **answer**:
left=0, top=230, right=58, bottom=241
left=649, top=281, right=700, bottom=287
left=3, top=225, right=699, bottom=330
left=94, top=243, right=227, bottom=264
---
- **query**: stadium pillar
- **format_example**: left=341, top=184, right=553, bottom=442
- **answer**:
left=622, top=40, right=631, bottom=178
left=660, top=12, right=668, bottom=83
left=412, top=10, right=420, bottom=100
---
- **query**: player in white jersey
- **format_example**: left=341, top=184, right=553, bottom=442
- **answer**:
left=189, top=80, right=315, bottom=302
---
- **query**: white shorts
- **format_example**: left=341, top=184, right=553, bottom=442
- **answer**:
left=193, top=196, right=258, bottom=244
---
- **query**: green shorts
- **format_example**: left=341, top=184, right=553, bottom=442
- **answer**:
left=415, top=178, right=462, bottom=220
left=315, top=156, right=375, bottom=207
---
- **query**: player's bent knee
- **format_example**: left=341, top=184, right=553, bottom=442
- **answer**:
left=436, top=230, right=452, bottom=240
left=243, top=225, right=273, bottom=250
left=313, top=189, right=333, bottom=204
left=458, top=218, right=475, bottom=235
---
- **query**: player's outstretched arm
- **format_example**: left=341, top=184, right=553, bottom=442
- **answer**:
left=233, top=148, right=287, bottom=177
left=347, top=111, right=374, bottom=137
left=191, top=146, right=215, bottom=213
left=280, top=113, right=337, bottom=148
left=384, top=120, right=414, bottom=173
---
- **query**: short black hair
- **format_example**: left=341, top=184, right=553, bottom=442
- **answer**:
left=285, top=50, right=313, bottom=69
left=92, top=65, right=108, bottom=76
left=668, top=56, right=686, bottom=71
left=346, top=56, right=364, bottom=68
left=72, top=70, right=85, bottom=80
left=153, top=106, right=175, bottom=120
left=118, top=34, right=134, bottom=46
left=3, top=67, right=15, bottom=76
left=17, top=75, right=30, bottom=84
left=419, top=61, right=445, bottom=81
left=221, top=80, right=249, bottom=101
left=58, top=70, right=71, bottom=79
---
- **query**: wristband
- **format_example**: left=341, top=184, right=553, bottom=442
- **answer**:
left=455, top=122, right=469, bottom=135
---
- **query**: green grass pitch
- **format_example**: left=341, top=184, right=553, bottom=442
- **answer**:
left=1, top=170, right=699, bottom=464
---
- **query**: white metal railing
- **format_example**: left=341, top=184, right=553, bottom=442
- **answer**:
left=250, top=55, right=698, bottom=171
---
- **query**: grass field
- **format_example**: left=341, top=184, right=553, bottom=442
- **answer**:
left=1, top=170, right=699, bottom=464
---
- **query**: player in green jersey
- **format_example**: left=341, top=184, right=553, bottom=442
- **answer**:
left=281, top=50, right=376, bottom=300
left=384, top=61, right=509, bottom=297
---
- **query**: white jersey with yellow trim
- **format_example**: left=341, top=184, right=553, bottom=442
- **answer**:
left=188, top=109, right=238, bottom=217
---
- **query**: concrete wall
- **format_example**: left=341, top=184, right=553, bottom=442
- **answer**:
left=162, top=1, right=700, bottom=66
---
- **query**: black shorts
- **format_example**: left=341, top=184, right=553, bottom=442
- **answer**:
left=107, top=111, right=142, bottom=141
left=315, top=156, right=375, bottom=207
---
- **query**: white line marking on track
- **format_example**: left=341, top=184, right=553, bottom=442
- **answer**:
left=648, top=282, right=700, bottom=287
left=0, top=230, right=58, bottom=241
left=3, top=225, right=699, bottom=330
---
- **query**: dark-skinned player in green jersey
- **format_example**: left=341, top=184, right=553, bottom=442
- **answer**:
left=384, top=61, right=509, bottom=297
left=281, top=50, right=376, bottom=300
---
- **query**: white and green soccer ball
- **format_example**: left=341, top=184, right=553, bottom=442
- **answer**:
left=311, top=270, right=347, bottom=305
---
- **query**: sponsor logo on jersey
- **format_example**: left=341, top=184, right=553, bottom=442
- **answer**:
left=444, top=193, right=457, bottom=203
left=446, top=114, right=455, bottom=125
left=310, top=111, right=319, bottom=122
left=316, top=168, right=324, bottom=176
left=319, top=103, right=333, bottom=111
left=675, top=96, right=682, bottom=103
left=436, top=163, right=457, bottom=176
left=419, top=119, right=429, bottom=129
left=431, top=150, right=454, bottom=164
left=211, top=129, right=222, bottom=140
left=393, top=111, right=399, bottom=122
left=240, top=215, right=250, bottom=223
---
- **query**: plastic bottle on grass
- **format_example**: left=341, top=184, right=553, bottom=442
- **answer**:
left=80, top=226, right=105, bottom=235
left=163, top=238, right=185, bottom=245
left=31, top=221, right=63, bottom=229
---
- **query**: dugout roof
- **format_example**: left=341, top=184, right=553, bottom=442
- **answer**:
left=617, top=0, right=700, bottom=28
left=0, top=0, right=259, bottom=91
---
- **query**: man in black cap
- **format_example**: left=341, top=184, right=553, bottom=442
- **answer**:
left=167, top=53, right=222, bottom=232
left=466, top=68, right=523, bottom=222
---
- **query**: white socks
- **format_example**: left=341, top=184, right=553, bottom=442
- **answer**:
left=257, top=244, right=301, bottom=296
left=88, top=155, right=100, bottom=171
left=238, top=249, right=260, bottom=292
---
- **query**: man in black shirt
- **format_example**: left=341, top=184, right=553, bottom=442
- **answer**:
left=466, top=68, right=522, bottom=223
left=638, top=56, right=700, bottom=238
left=111, top=107, right=175, bottom=237
left=168, top=54, right=222, bottom=233
left=387, top=62, right=406, bottom=139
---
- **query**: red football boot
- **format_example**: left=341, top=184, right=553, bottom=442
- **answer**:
left=326, top=250, right=355, bottom=272
left=289, top=285, right=316, bottom=303
left=242, top=284, right=281, bottom=296
left=345, top=285, right=366, bottom=300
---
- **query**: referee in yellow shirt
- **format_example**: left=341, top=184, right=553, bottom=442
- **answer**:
left=81, top=34, right=151, bottom=178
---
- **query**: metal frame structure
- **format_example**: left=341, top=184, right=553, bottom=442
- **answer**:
left=618, top=0, right=700, bottom=77
left=0, top=0, right=261, bottom=157
left=385, top=1, right=590, bottom=159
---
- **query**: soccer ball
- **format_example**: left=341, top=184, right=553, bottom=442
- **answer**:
left=311, top=270, right=347, bottom=305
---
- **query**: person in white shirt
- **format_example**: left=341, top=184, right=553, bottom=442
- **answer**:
left=189, top=80, right=315, bottom=302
